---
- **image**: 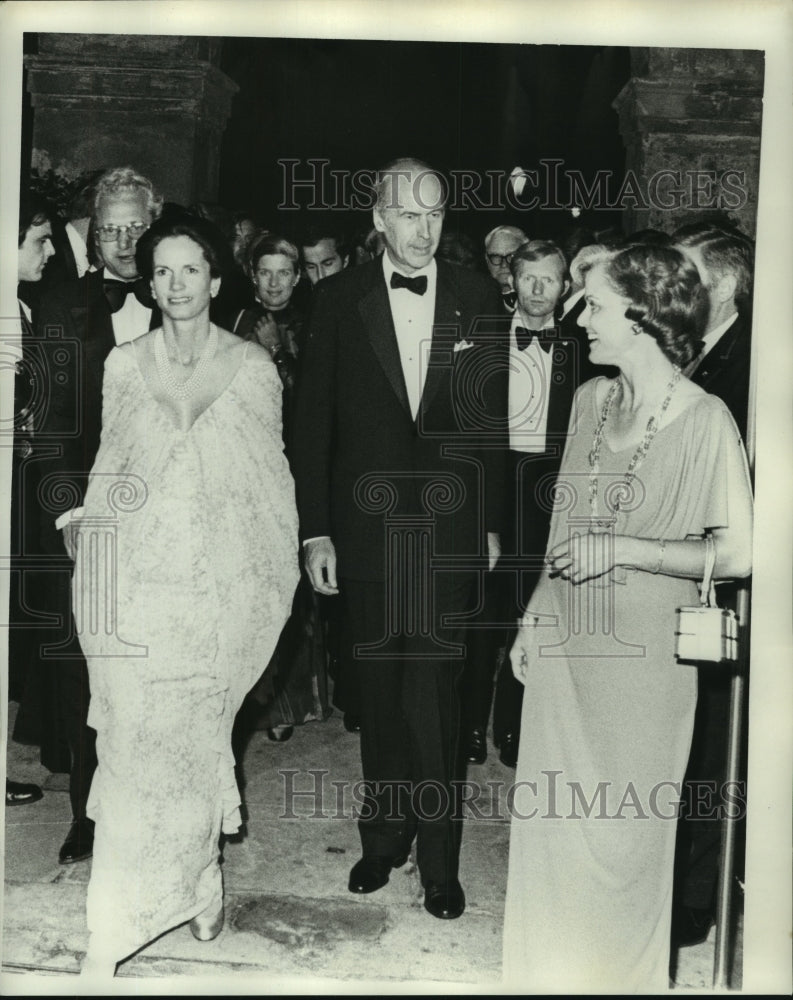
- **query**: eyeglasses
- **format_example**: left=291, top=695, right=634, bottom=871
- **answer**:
left=95, top=222, right=149, bottom=243
left=486, top=251, right=516, bottom=268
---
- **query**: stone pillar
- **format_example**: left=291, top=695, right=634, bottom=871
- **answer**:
left=613, top=48, right=764, bottom=237
left=25, top=34, right=238, bottom=205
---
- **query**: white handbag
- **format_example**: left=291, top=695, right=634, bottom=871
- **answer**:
left=675, top=534, right=739, bottom=663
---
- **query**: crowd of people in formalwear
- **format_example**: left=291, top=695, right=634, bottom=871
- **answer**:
left=8, top=158, right=754, bottom=987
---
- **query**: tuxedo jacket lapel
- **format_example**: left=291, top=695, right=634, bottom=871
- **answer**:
left=420, top=264, right=458, bottom=417
left=358, top=271, right=412, bottom=419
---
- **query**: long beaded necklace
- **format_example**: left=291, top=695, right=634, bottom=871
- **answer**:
left=154, top=324, right=219, bottom=401
left=588, top=366, right=681, bottom=525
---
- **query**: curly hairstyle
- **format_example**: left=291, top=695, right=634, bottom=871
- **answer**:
left=602, top=245, right=708, bottom=368
left=134, top=212, right=234, bottom=281
left=93, top=166, right=164, bottom=222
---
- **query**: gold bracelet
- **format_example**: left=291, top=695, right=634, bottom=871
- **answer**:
left=652, top=538, right=666, bottom=574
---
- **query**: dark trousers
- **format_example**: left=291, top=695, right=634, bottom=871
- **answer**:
left=14, top=542, right=97, bottom=820
left=344, top=574, right=472, bottom=886
left=461, top=450, right=559, bottom=743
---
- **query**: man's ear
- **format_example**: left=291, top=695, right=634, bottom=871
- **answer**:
left=373, top=208, right=385, bottom=234
left=342, top=254, right=350, bottom=269
left=714, top=271, right=737, bottom=305
left=561, top=278, right=571, bottom=298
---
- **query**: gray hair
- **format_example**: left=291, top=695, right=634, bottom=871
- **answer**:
left=93, top=166, right=164, bottom=221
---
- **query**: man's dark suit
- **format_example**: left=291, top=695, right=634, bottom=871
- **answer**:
left=15, top=268, right=157, bottom=824
left=687, top=311, right=750, bottom=442
left=292, top=258, right=507, bottom=885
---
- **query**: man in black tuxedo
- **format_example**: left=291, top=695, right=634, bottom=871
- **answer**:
left=26, top=166, right=163, bottom=865
left=292, top=158, right=507, bottom=919
left=483, top=224, right=528, bottom=314
left=671, top=223, right=754, bottom=946
left=463, top=240, right=588, bottom=769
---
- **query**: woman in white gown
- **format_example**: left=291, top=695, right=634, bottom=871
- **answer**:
left=75, top=214, right=300, bottom=976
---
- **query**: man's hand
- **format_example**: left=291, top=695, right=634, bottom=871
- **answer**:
left=487, top=531, right=501, bottom=572
left=62, top=520, right=80, bottom=562
left=304, top=537, right=339, bottom=595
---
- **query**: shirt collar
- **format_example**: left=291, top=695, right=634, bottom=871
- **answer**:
left=511, top=311, right=556, bottom=336
left=382, top=251, right=436, bottom=285
left=701, top=311, right=738, bottom=355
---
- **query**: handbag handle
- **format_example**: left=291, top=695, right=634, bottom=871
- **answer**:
left=700, top=533, right=717, bottom=607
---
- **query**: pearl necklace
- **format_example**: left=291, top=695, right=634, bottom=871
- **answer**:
left=588, top=366, right=681, bottom=524
left=154, top=324, right=219, bottom=401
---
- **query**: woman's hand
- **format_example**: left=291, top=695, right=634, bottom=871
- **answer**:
left=251, top=312, right=281, bottom=354
left=510, top=614, right=540, bottom=684
left=545, top=530, right=617, bottom=585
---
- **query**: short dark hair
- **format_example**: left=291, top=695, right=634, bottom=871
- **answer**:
left=18, top=191, right=52, bottom=248
left=301, top=227, right=347, bottom=258
left=603, top=245, right=708, bottom=367
left=673, top=223, right=754, bottom=302
left=247, top=233, right=300, bottom=277
left=135, top=212, right=234, bottom=281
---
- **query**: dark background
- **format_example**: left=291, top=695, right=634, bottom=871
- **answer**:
left=20, top=35, right=632, bottom=245
left=217, top=38, right=631, bottom=242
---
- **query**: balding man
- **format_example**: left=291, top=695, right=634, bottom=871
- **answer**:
left=293, top=158, right=507, bottom=919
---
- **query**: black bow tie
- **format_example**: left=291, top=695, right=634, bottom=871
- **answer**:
left=516, top=325, right=554, bottom=353
left=103, top=276, right=154, bottom=313
left=390, top=271, right=428, bottom=295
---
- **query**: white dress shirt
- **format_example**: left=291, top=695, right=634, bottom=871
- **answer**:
left=65, top=221, right=91, bottom=278
left=508, top=313, right=555, bottom=453
left=109, top=278, right=153, bottom=346
left=382, top=253, right=437, bottom=421
left=700, top=311, right=738, bottom=358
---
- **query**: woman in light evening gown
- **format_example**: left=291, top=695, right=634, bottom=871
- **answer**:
left=503, top=244, right=753, bottom=992
left=75, top=214, right=299, bottom=976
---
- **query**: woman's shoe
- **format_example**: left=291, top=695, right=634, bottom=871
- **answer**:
left=267, top=725, right=294, bottom=742
left=190, top=896, right=225, bottom=941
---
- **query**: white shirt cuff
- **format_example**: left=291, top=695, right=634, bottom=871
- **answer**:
left=55, top=507, right=85, bottom=531
left=303, top=536, right=331, bottom=547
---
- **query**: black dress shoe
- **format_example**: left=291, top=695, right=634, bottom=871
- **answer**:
left=348, top=853, right=408, bottom=894
left=59, top=818, right=95, bottom=865
left=424, top=879, right=465, bottom=919
left=5, top=779, right=43, bottom=806
left=499, top=732, right=519, bottom=768
left=464, top=728, right=487, bottom=765
left=671, top=904, right=714, bottom=947
left=343, top=714, right=362, bottom=733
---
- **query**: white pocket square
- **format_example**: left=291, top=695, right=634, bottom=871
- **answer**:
left=453, top=339, right=474, bottom=353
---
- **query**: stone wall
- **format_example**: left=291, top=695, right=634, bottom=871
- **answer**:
left=25, top=34, right=237, bottom=205
left=613, top=48, right=764, bottom=237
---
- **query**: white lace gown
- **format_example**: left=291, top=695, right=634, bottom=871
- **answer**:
left=73, top=343, right=299, bottom=959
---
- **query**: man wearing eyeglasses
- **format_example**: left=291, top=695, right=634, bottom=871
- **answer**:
left=483, top=225, right=528, bottom=313
left=33, top=166, right=163, bottom=867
